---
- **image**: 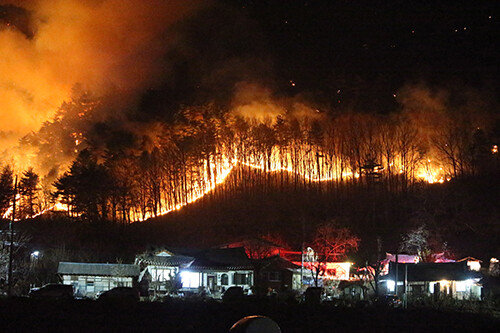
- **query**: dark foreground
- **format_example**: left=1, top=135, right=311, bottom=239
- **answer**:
left=0, top=298, right=498, bottom=332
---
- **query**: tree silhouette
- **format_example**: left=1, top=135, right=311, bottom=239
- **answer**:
left=0, top=166, right=14, bottom=217
left=19, top=168, right=40, bottom=218
left=54, top=150, right=113, bottom=220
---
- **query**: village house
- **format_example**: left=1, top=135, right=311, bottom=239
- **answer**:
left=382, top=261, right=483, bottom=300
left=135, top=249, right=194, bottom=295
left=57, top=243, right=355, bottom=300
left=254, top=255, right=302, bottom=293
left=58, top=262, right=140, bottom=298
left=183, top=247, right=254, bottom=297
left=135, top=247, right=254, bottom=298
left=219, top=238, right=354, bottom=289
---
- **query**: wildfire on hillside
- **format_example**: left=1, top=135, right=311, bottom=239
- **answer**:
left=0, top=1, right=495, bottom=224
left=2, top=146, right=449, bottom=222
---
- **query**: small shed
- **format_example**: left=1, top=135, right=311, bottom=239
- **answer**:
left=58, top=262, right=140, bottom=298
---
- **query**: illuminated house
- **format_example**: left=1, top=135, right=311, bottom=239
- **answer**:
left=135, top=247, right=254, bottom=298
left=135, top=250, right=195, bottom=295
left=182, top=247, right=254, bottom=296
left=58, top=262, right=140, bottom=298
left=382, top=261, right=482, bottom=300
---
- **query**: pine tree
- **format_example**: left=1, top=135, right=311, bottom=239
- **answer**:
left=19, top=168, right=40, bottom=218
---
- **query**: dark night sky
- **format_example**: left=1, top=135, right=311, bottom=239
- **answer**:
left=0, top=0, right=497, bottom=114
left=223, top=0, right=498, bottom=111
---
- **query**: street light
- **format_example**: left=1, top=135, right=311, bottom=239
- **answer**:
left=31, top=251, right=40, bottom=260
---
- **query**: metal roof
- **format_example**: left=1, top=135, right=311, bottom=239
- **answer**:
left=385, top=261, right=482, bottom=282
left=58, top=262, right=140, bottom=277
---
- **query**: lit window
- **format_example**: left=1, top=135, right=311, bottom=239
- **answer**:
left=386, top=280, right=395, bottom=292
left=181, top=271, right=200, bottom=288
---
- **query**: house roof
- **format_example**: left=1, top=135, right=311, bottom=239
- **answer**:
left=136, top=253, right=194, bottom=267
left=58, top=262, right=140, bottom=277
left=187, top=247, right=254, bottom=271
left=135, top=247, right=254, bottom=271
left=385, top=261, right=481, bottom=282
left=254, top=255, right=302, bottom=271
left=458, top=256, right=483, bottom=263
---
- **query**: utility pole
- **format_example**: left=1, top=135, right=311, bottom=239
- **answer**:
left=403, top=264, right=408, bottom=309
left=300, top=216, right=305, bottom=290
left=394, top=252, right=399, bottom=296
left=8, top=176, right=18, bottom=297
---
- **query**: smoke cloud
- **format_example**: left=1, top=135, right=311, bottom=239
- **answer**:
left=0, top=0, right=202, bottom=145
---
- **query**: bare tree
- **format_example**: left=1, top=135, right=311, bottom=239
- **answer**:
left=306, top=223, right=359, bottom=287
left=400, top=224, right=430, bottom=261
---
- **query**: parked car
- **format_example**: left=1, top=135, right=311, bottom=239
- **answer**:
left=374, top=294, right=402, bottom=308
left=222, top=286, right=244, bottom=302
left=29, top=284, right=73, bottom=299
left=97, top=287, right=140, bottom=302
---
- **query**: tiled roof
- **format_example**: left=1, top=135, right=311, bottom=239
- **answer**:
left=58, top=262, right=140, bottom=277
left=187, top=248, right=254, bottom=271
left=136, top=254, right=194, bottom=267
left=136, top=247, right=254, bottom=271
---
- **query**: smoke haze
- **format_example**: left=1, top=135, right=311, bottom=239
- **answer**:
left=0, top=0, right=202, bottom=144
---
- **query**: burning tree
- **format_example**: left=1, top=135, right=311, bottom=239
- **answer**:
left=7, top=82, right=494, bottom=224
left=0, top=166, right=14, bottom=218
left=307, top=223, right=359, bottom=287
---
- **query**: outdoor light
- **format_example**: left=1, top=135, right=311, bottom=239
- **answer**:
left=180, top=271, right=200, bottom=288
left=387, top=280, right=395, bottom=292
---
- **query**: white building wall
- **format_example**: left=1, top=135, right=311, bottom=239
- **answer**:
left=62, top=275, right=133, bottom=298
